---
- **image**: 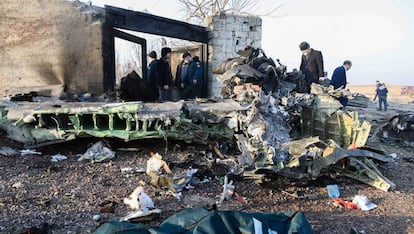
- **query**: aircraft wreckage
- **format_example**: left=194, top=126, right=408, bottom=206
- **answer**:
left=0, top=47, right=395, bottom=191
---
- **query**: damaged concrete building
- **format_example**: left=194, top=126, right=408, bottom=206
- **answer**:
left=0, top=0, right=262, bottom=98
left=1, top=0, right=105, bottom=96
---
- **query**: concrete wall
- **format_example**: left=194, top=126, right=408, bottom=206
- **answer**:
left=0, top=0, right=105, bottom=96
left=205, top=13, right=262, bottom=97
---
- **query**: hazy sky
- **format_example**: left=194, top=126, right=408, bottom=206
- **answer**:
left=86, top=0, right=414, bottom=86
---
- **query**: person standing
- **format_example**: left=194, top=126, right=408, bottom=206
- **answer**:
left=299, top=41, right=324, bottom=93
left=184, top=56, right=203, bottom=99
left=157, top=47, right=173, bottom=101
left=373, top=80, right=381, bottom=101
left=146, top=51, right=159, bottom=101
left=175, top=51, right=192, bottom=99
left=330, top=60, right=352, bottom=106
left=376, top=83, right=388, bottom=111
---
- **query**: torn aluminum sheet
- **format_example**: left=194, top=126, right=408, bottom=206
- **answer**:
left=51, top=154, right=68, bottom=162
left=216, top=47, right=302, bottom=99
left=212, top=57, right=247, bottom=74
left=347, top=93, right=370, bottom=108
left=301, top=109, right=371, bottom=148
left=173, top=168, right=198, bottom=192
left=78, top=141, right=115, bottom=163
left=379, top=112, right=414, bottom=146
left=278, top=137, right=395, bottom=191
left=0, top=147, right=19, bottom=157
left=312, top=95, right=342, bottom=122
left=311, top=83, right=352, bottom=99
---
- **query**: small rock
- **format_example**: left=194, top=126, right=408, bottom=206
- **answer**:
left=93, top=214, right=101, bottom=221
left=11, top=182, right=23, bottom=189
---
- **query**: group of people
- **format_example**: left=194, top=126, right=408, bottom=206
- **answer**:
left=298, top=42, right=352, bottom=100
left=299, top=41, right=388, bottom=111
left=146, top=47, right=203, bottom=102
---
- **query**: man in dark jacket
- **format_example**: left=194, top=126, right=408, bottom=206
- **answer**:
left=299, top=41, right=324, bottom=93
left=376, top=83, right=388, bottom=111
left=175, top=51, right=192, bottom=99
left=183, top=56, right=203, bottom=99
left=157, top=47, right=173, bottom=101
left=330, top=60, right=352, bottom=106
left=146, top=51, right=160, bottom=101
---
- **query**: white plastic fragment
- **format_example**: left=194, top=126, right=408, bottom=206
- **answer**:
left=389, top=153, right=398, bottom=159
left=219, top=175, right=234, bottom=204
left=51, top=154, right=68, bottom=162
left=11, top=182, right=23, bottom=189
left=120, top=208, right=162, bottom=222
left=352, top=195, right=377, bottom=211
left=20, top=149, right=42, bottom=155
left=120, top=167, right=146, bottom=173
left=93, top=214, right=101, bottom=221
left=123, top=186, right=154, bottom=210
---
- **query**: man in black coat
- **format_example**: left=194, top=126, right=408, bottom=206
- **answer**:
left=299, top=41, right=324, bottom=93
left=146, top=51, right=160, bottom=101
left=157, top=47, right=173, bottom=101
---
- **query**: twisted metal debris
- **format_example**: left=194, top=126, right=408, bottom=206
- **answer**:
left=0, top=47, right=395, bottom=191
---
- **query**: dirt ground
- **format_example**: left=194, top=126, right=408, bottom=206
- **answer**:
left=1, top=95, right=414, bottom=234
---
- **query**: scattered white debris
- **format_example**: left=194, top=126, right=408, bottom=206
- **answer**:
left=120, top=208, right=162, bottom=222
left=175, top=192, right=183, bottom=201
left=120, top=167, right=146, bottom=173
left=11, top=182, right=23, bottom=189
left=121, top=186, right=161, bottom=221
left=219, top=175, right=234, bottom=204
left=389, top=153, right=398, bottom=159
left=51, top=154, right=68, bottom=162
left=123, top=186, right=154, bottom=210
left=352, top=195, right=377, bottom=211
left=20, top=149, right=42, bottom=156
left=92, top=214, right=101, bottom=222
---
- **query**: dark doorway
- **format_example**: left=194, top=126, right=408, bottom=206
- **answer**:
left=102, top=5, right=209, bottom=98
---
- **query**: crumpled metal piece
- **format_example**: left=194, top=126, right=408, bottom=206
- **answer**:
left=78, top=141, right=115, bottom=163
left=0, top=147, right=19, bottom=157
left=173, top=168, right=198, bottom=192
left=379, top=112, right=414, bottom=146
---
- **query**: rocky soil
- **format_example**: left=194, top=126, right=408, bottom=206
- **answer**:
left=1, top=99, right=414, bottom=234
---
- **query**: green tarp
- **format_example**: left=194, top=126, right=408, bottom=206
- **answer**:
left=93, top=206, right=312, bottom=234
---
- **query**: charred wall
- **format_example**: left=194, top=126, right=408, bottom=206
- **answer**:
left=0, top=0, right=105, bottom=96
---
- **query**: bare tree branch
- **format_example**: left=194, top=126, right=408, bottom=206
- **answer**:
left=177, top=0, right=285, bottom=22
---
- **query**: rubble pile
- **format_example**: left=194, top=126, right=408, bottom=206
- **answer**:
left=0, top=46, right=396, bottom=191
left=212, top=46, right=394, bottom=191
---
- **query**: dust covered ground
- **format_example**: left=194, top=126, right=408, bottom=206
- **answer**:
left=1, top=96, right=414, bottom=234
